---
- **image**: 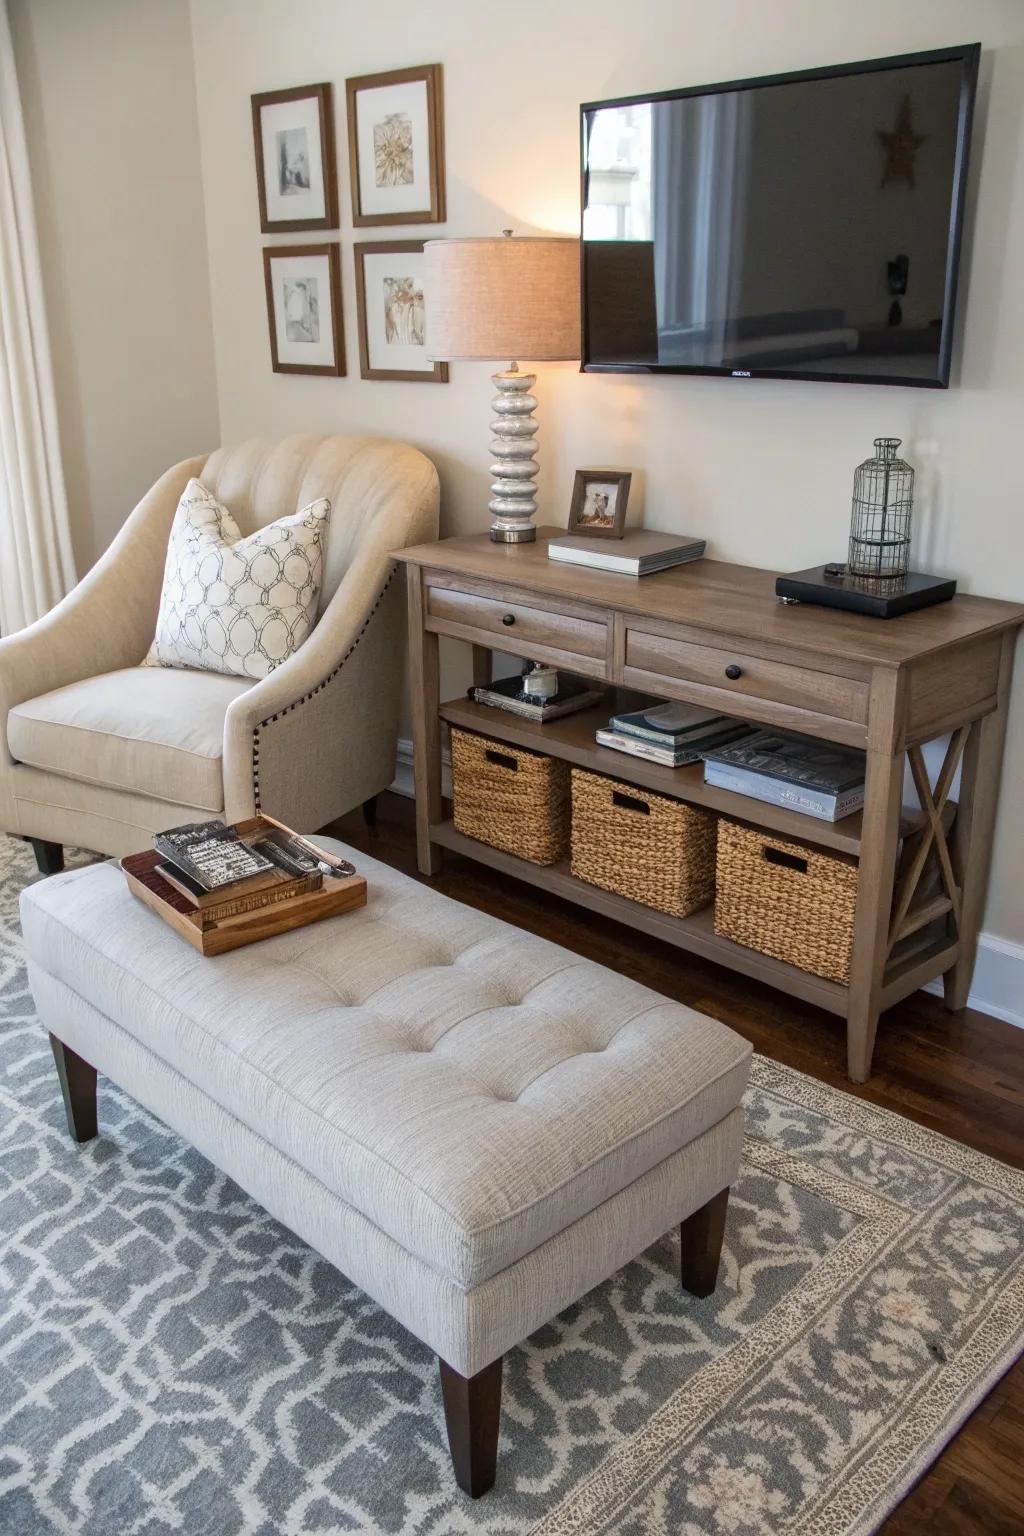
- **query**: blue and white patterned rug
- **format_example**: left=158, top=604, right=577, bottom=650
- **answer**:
left=1, top=834, right=1022, bottom=1536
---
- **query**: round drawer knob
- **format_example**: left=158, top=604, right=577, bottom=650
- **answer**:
left=725, top=663, right=743, bottom=680
left=502, top=613, right=516, bottom=626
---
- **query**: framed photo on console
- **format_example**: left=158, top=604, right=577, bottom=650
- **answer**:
left=568, top=469, right=632, bottom=538
left=354, top=241, right=448, bottom=382
left=345, top=64, right=445, bottom=226
left=251, top=82, right=338, bottom=232
left=263, top=244, right=345, bottom=376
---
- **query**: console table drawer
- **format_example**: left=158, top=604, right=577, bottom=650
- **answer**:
left=624, top=628, right=870, bottom=735
left=427, top=586, right=607, bottom=669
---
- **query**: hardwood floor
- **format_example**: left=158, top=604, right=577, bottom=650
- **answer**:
left=328, top=792, right=1024, bottom=1536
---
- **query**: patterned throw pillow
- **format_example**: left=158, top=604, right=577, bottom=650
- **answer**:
left=145, top=479, right=331, bottom=680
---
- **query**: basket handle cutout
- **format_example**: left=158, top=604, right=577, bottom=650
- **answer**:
left=485, top=749, right=519, bottom=772
left=763, top=846, right=807, bottom=874
left=612, top=790, right=651, bottom=815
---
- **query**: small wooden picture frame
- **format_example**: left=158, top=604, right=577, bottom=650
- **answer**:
left=263, top=243, right=345, bottom=376
left=568, top=470, right=632, bottom=538
left=354, top=240, right=448, bottom=383
left=251, top=83, right=338, bottom=233
left=345, top=64, right=445, bottom=226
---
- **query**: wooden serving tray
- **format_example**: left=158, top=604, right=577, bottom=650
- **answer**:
left=121, top=834, right=367, bottom=955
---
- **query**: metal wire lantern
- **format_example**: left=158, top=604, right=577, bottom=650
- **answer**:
left=847, top=438, right=914, bottom=579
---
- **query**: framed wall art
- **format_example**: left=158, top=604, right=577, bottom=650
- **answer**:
left=251, top=82, right=338, bottom=232
left=263, top=244, right=345, bottom=376
left=345, top=64, right=445, bottom=226
left=567, top=470, right=632, bottom=538
left=354, top=241, right=448, bottom=382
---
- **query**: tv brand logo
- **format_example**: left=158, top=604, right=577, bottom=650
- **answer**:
left=731, top=369, right=752, bottom=377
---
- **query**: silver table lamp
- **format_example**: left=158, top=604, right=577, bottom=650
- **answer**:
left=424, top=231, right=580, bottom=542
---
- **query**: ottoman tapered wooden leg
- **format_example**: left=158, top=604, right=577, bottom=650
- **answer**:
left=50, top=1035, right=98, bottom=1143
left=679, top=1186, right=729, bottom=1297
left=438, top=1355, right=503, bottom=1497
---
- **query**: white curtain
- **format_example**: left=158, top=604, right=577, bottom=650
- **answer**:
left=0, top=0, right=75, bottom=633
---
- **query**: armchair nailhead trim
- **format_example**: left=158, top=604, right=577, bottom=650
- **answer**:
left=251, top=566, right=397, bottom=812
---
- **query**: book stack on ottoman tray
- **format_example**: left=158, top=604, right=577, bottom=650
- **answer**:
left=121, top=815, right=366, bottom=954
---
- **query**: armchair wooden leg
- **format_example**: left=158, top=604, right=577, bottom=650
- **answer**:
left=362, top=795, right=379, bottom=829
left=438, top=1355, right=503, bottom=1498
left=679, top=1187, right=729, bottom=1298
left=50, top=1035, right=98, bottom=1143
left=30, top=840, right=64, bottom=876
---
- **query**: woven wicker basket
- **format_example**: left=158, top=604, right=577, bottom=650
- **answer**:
left=450, top=728, right=569, bottom=865
left=570, top=769, right=716, bottom=917
left=715, top=819, right=858, bottom=983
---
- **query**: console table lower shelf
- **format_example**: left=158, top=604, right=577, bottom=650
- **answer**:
left=430, top=819, right=958, bottom=1022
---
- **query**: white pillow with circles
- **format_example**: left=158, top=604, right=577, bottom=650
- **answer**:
left=145, top=479, right=331, bottom=680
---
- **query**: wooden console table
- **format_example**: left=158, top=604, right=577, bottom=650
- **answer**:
left=395, top=530, right=1023, bottom=1081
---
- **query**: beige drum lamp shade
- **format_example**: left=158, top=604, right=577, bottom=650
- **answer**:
left=424, top=235, right=581, bottom=362
left=425, top=231, right=581, bottom=544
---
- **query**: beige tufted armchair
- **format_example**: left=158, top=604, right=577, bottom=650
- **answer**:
left=0, top=435, right=439, bottom=869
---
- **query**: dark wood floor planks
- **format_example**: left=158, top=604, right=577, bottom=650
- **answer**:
left=329, top=794, right=1024, bottom=1536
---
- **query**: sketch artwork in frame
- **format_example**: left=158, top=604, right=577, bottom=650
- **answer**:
left=251, top=83, right=338, bottom=232
left=346, top=65, right=445, bottom=226
left=263, top=244, right=345, bottom=376
left=568, top=470, right=632, bottom=538
left=354, top=241, right=447, bottom=382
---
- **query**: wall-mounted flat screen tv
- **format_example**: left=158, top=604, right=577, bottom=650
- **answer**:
left=581, top=45, right=979, bottom=387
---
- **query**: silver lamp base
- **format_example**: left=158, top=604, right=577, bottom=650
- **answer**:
left=489, top=524, right=536, bottom=543
left=488, top=366, right=538, bottom=542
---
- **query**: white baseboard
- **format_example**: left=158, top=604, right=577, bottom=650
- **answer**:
left=390, top=738, right=1024, bottom=1030
left=391, top=735, right=451, bottom=800
left=921, top=934, right=1024, bottom=1029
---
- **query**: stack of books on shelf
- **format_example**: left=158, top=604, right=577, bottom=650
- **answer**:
left=120, top=816, right=366, bottom=953
left=596, top=702, right=751, bottom=766
left=547, top=530, right=706, bottom=575
left=703, top=730, right=866, bottom=822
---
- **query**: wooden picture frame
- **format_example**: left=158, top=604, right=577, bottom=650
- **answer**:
left=567, top=470, right=632, bottom=538
left=263, top=243, right=345, bottom=376
left=354, top=241, right=448, bottom=382
left=345, top=64, right=445, bottom=226
left=251, top=82, right=338, bottom=233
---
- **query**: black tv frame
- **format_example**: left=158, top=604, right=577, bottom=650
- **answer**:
left=580, top=43, right=980, bottom=388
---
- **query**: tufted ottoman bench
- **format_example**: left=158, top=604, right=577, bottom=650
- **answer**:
left=21, top=839, right=751, bottom=1497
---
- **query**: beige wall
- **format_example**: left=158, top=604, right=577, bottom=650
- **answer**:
left=9, top=0, right=220, bottom=575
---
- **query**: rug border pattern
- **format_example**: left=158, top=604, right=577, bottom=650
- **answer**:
left=530, top=1055, right=1024, bottom=1536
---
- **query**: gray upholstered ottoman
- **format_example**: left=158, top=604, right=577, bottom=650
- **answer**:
left=21, top=840, right=751, bottom=1497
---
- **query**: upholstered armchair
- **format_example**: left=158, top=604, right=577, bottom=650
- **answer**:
left=0, top=435, right=439, bottom=868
